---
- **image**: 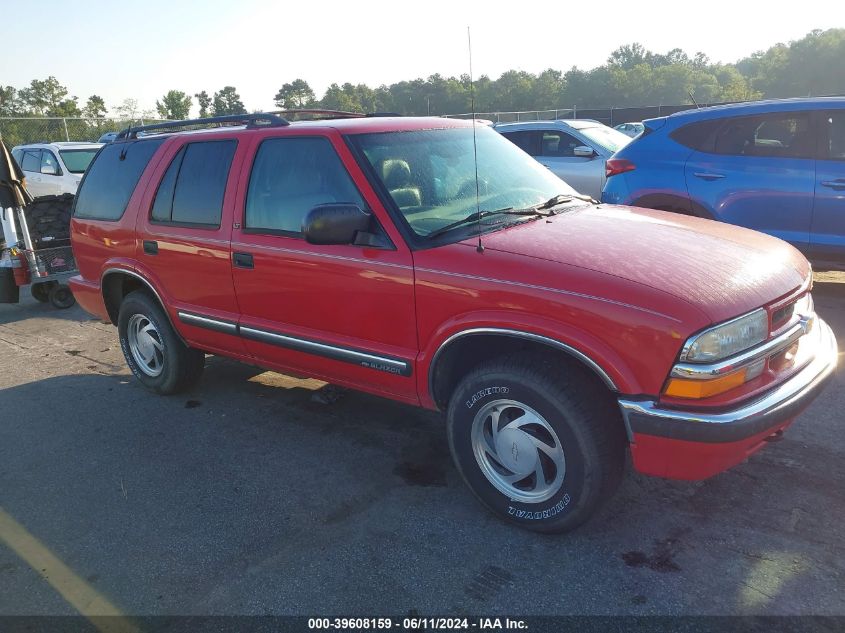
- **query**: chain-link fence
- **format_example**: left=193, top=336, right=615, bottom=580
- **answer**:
left=0, top=117, right=167, bottom=147
left=444, top=101, right=736, bottom=125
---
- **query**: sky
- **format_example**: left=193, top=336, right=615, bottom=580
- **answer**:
left=2, top=0, right=843, bottom=116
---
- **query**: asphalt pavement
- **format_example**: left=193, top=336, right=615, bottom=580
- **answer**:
left=0, top=274, right=843, bottom=617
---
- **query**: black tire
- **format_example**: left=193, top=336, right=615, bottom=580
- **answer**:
left=117, top=291, right=205, bottom=394
left=446, top=353, right=626, bottom=533
left=23, top=194, right=74, bottom=247
left=48, top=283, right=75, bottom=309
left=31, top=282, right=55, bottom=303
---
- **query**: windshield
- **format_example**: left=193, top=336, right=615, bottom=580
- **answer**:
left=59, top=149, right=99, bottom=174
left=350, top=126, right=576, bottom=240
left=577, top=126, right=631, bottom=153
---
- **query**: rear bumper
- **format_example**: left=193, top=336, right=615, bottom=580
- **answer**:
left=68, top=275, right=110, bottom=322
left=619, top=318, right=837, bottom=479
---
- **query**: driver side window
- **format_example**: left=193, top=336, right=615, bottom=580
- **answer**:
left=245, top=137, right=366, bottom=236
left=541, top=131, right=582, bottom=157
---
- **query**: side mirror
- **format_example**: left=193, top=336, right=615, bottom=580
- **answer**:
left=573, top=146, right=596, bottom=158
left=302, top=204, right=373, bottom=246
left=41, top=163, right=59, bottom=176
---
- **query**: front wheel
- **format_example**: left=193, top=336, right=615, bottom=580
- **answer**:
left=447, top=354, right=626, bottom=533
left=117, top=291, right=205, bottom=394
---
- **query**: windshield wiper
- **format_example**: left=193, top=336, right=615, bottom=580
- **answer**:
left=535, top=192, right=596, bottom=210
left=426, top=207, right=542, bottom=240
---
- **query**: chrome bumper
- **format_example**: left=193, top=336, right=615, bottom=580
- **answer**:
left=618, top=318, right=838, bottom=443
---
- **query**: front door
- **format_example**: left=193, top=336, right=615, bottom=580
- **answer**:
left=810, top=110, right=845, bottom=263
left=685, top=111, right=816, bottom=253
left=231, top=131, right=419, bottom=403
left=537, top=129, right=603, bottom=198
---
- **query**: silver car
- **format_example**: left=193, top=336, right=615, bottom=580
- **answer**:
left=495, top=120, right=631, bottom=200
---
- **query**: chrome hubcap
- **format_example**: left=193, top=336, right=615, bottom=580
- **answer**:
left=127, top=314, right=164, bottom=377
left=471, top=399, right=566, bottom=503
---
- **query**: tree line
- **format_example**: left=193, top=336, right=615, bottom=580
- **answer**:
left=1, top=29, right=842, bottom=122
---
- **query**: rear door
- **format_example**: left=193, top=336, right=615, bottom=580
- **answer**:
left=230, top=130, right=418, bottom=403
left=684, top=111, right=816, bottom=253
left=810, top=109, right=845, bottom=262
left=20, top=149, right=49, bottom=197
left=134, top=135, right=247, bottom=357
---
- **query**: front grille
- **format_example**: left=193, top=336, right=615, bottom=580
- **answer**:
left=771, top=300, right=796, bottom=332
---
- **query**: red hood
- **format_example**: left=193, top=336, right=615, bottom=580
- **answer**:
left=474, top=204, right=810, bottom=323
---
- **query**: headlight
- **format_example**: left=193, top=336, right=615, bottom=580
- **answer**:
left=681, top=308, right=768, bottom=363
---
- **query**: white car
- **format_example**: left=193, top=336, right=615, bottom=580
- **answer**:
left=495, top=120, right=631, bottom=200
left=614, top=122, right=645, bottom=138
left=11, top=142, right=102, bottom=198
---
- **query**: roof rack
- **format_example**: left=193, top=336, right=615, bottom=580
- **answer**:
left=117, top=113, right=290, bottom=140
left=272, top=109, right=404, bottom=120
left=273, top=109, right=365, bottom=120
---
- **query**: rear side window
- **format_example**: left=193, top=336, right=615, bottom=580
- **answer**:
left=712, top=113, right=813, bottom=158
left=74, top=139, right=165, bottom=221
left=501, top=131, right=542, bottom=156
left=11, top=149, right=23, bottom=167
left=21, top=150, right=41, bottom=172
left=823, top=111, right=845, bottom=160
left=151, top=140, right=236, bottom=227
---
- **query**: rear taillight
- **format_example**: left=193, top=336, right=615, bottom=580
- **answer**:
left=605, top=158, right=635, bottom=178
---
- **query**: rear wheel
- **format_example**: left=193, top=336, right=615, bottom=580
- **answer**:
left=117, top=291, right=205, bottom=394
left=48, top=283, right=74, bottom=309
left=447, top=353, right=626, bottom=533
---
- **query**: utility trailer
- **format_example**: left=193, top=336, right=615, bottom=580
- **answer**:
left=1, top=139, right=77, bottom=309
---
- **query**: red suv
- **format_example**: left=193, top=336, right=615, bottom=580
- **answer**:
left=70, top=113, right=838, bottom=532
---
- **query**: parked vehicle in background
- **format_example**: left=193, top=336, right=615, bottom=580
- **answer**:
left=602, top=97, right=845, bottom=268
left=495, top=119, right=631, bottom=199
left=614, top=122, right=644, bottom=138
left=98, top=132, right=119, bottom=143
left=11, top=142, right=102, bottom=197
left=69, top=113, right=836, bottom=533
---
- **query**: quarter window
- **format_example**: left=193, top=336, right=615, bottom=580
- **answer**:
left=151, top=140, right=236, bottom=227
left=712, top=113, right=813, bottom=158
left=74, top=139, right=165, bottom=221
left=245, top=137, right=366, bottom=235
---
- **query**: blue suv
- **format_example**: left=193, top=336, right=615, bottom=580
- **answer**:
left=602, top=97, right=845, bottom=268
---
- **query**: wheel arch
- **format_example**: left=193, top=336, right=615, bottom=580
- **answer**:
left=100, top=268, right=185, bottom=344
left=631, top=192, right=714, bottom=219
left=427, top=328, right=623, bottom=412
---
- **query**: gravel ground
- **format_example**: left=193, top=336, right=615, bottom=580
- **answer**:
left=0, top=274, right=843, bottom=617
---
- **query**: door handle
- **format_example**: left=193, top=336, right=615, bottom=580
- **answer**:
left=233, top=252, right=254, bottom=269
left=820, top=179, right=845, bottom=190
left=693, top=172, right=726, bottom=180
left=143, top=240, right=158, bottom=255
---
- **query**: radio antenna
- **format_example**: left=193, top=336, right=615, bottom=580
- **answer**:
left=468, top=26, right=483, bottom=253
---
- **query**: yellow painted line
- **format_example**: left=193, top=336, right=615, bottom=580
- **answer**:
left=0, top=506, right=140, bottom=633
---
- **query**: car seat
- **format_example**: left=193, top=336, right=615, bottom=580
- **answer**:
left=380, top=159, right=422, bottom=208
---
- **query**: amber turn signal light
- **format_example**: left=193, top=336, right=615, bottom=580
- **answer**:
left=664, top=370, right=748, bottom=399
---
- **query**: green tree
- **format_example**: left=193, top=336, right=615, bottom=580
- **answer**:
left=49, top=98, right=81, bottom=118
left=0, top=86, right=21, bottom=116
left=114, top=98, right=140, bottom=121
left=156, top=90, right=192, bottom=120
left=83, top=95, right=108, bottom=118
left=18, top=77, right=71, bottom=115
left=274, top=79, right=316, bottom=109
left=212, top=86, right=246, bottom=116
left=194, top=90, right=212, bottom=118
